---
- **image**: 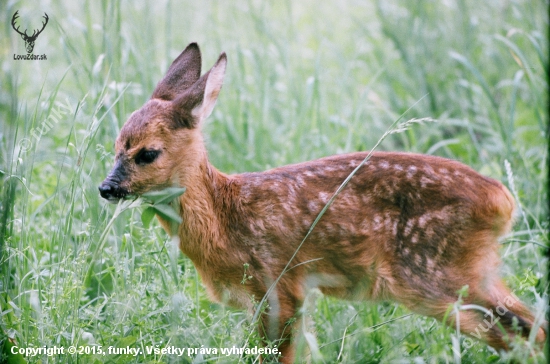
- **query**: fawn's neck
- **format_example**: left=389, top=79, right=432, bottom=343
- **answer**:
left=169, top=138, right=232, bottom=264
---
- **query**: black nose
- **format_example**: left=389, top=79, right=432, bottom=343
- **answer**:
left=98, top=182, right=128, bottom=200
left=98, top=183, right=115, bottom=200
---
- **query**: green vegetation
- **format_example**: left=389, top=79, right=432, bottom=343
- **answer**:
left=1, top=0, right=547, bottom=363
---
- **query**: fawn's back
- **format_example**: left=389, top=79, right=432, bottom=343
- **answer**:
left=218, top=151, right=514, bottom=305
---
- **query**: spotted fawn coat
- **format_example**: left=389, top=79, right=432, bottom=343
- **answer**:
left=99, top=43, right=546, bottom=363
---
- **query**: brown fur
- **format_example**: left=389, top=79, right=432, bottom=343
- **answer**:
left=99, top=43, right=546, bottom=363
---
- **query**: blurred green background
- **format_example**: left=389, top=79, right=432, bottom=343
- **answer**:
left=0, top=0, right=547, bottom=363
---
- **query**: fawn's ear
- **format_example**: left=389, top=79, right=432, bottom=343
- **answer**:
left=171, top=52, right=227, bottom=128
left=152, top=43, right=202, bottom=100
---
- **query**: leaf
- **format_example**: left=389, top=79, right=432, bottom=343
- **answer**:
left=141, top=206, right=156, bottom=229
left=2, top=339, right=27, bottom=364
left=133, top=187, right=186, bottom=229
left=141, top=187, right=186, bottom=205
left=151, top=203, right=183, bottom=224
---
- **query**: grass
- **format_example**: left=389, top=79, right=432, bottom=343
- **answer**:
left=0, top=0, right=547, bottom=363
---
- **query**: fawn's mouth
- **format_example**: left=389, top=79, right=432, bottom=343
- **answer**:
left=98, top=182, right=129, bottom=203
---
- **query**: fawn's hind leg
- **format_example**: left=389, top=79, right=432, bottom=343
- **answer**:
left=400, top=278, right=545, bottom=351
left=465, top=279, right=546, bottom=349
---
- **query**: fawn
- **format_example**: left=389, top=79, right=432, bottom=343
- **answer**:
left=99, top=43, right=546, bottom=363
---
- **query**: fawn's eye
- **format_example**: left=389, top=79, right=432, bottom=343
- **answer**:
left=135, top=149, right=160, bottom=165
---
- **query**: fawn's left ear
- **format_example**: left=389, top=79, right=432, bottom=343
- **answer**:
left=152, top=43, right=202, bottom=100
left=171, top=52, right=227, bottom=128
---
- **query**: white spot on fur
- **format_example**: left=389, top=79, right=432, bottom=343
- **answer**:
left=418, top=214, right=431, bottom=228
left=308, top=201, right=319, bottom=212
left=420, top=176, right=432, bottom=188
left=382, top=213, right=394, bottom=234
left=424, top=164, right=436, bottom=175
left=373, top=215, right=383, bottom=231
left=285, top=202, right=296, bottom=215
left=426, top=258, right=435, bottom=272
left=432, top=206, right=451, bottom=220
left=341, top=194, right=360, bottom=208
left=404, top=219, right=415, bottom=236
left=318, top=192, right=330, bottom=203
left=406, top=165, right=417, bottom=179
left=379, top=160, right=390, bottom=169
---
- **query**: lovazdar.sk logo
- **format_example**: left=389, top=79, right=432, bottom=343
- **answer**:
left=12, top=10, right=48, bottom=60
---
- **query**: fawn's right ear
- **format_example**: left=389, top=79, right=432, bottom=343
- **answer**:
left=151, top=43, right=202, bottom=100
left=170, top=52, right=227, bottom=129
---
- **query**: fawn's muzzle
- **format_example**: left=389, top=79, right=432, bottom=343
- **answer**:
left=98, top=182, right=128, bottom=201
left=99, top=160, right=129, bottom=201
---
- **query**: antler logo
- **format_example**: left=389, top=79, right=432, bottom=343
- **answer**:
left=12, top=10, right=49, bottom=54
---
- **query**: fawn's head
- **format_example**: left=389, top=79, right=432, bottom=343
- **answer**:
left=99, top=43, right=226, bottom=202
